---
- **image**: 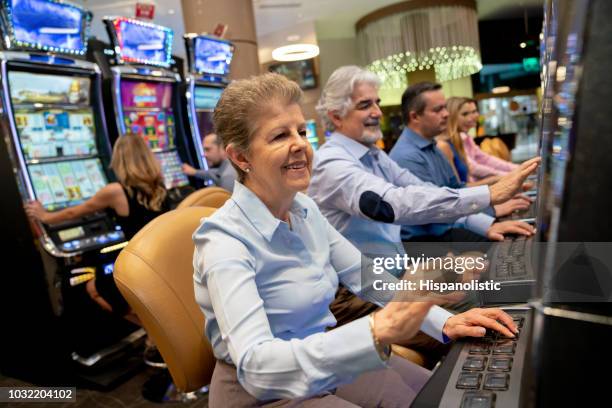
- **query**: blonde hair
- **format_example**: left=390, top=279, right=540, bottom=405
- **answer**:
left=445, top=96, right=475, bottom=165
left=110, top=135, right=167, bottom=211
left=213, top=73, right=302, bottom=182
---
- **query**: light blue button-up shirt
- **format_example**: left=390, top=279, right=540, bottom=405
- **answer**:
left=194, top=182, right=445, bottom=400
left=308, top=132, right=492, bottom=257
left=388, top=127, right=495, bottom=239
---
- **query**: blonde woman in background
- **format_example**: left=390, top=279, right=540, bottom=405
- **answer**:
left=26, top=135, right=170, bottom=317
left=437, top=97, right=518, bottom=183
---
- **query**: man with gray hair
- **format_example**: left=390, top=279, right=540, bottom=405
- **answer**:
left=308, top=65, right=539, bottom=365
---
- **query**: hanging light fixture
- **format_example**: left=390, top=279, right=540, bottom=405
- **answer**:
left=272, top=43, right=320, bottom=61
left=356, top=0, right=482, bottom=89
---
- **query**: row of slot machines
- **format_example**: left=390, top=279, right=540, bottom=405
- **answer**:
left=0, top=0, right=233, bottom=387
left=413, top=0, right=612, bottom=407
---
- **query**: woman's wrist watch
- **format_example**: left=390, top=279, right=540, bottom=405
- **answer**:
left=369, top=312, right=391, bottom=362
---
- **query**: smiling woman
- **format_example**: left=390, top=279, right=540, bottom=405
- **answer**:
left=192, top=73, right=442, bottom=406
left=213, top=73, right=312, bottom=219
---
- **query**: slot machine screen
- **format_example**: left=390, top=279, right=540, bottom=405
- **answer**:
left=120, top=79, right=176, bottom=150
left=155, top=151, right=189, bottom=189
left=9, top=71, right=98, bottom=159
left=110, top=17, right=172, bottom=66
left=194, top=86, right=222, bottom=110
left=193, top=36, right=234, bottom=76
left=29, top=158, right=107, bottom=210
left=306, top=119, right=318, bottom=150
left=6, top=0, right=89, bottom=54
left=13, top=109, right=97, bottom=159
left=9, top=70, right=91, bottom=105
left=194, top=86, right=222, bottom=137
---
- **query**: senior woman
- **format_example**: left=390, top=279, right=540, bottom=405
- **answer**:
left=193, top=74, right=516, bottom=407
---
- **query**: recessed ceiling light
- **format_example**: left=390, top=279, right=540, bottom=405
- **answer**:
left=272, top=43, right=319, bottom=61
left=519, top=42, right=527, bottom=48
left=492, top=86, right=510, bottom=94
left=168, top=9, right=175, bottom=15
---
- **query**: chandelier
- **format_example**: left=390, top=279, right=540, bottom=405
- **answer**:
left=356, top=0, right=482, bottom=89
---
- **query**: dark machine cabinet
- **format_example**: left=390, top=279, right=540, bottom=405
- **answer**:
left=0, top=53, right=142, bottom=387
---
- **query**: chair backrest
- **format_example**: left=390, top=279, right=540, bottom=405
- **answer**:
left=114, top=206, right=216, bottom=392
left=177, top=187, right=231, bottom=209
left=481, top=137, right=511, bottom=161
left=490, top=137, right=511, bottom=161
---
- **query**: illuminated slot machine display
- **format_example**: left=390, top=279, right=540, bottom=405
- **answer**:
left=11, top=74, right=109, bottom=216
left=0, top=0, right=142, bottom=385
left=102, top=17, right=197, bottom=200
left=183, top=34, right=233, bottom=175
left=306, top=119, right=319, bottom=151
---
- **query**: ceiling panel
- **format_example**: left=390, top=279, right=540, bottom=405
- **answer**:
left=253, top=0, right=544, bottom=37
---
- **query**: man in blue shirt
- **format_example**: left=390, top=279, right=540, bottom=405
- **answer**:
left=389, top=82, right=534, bottom=244
left=309, top=65, right=539, bottom=365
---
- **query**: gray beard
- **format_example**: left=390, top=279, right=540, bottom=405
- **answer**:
left=359, top=128, right=383, bottom=145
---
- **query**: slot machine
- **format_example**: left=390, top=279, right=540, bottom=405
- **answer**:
left=0, top=0, right=143, bottom=386
left=183, top=34, right=233, bottom=176
left=523, top=0, right=612, bottom=405
left=412, top=1, right=612, bottom=407
left=100, top=17, right=199, bottom=202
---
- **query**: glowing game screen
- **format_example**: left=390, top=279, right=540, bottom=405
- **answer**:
left=14, top=109, right=97, bottom=159
left=8, top=72, right=97, bottom=160
left=7, top=0, right=88, bottom=53
left=29, top=158, right=108, bottom=210
left=155, top=151, right=189, bottom=189
left=194, top=86, right=222, bottom=137
left=306, top=119, right=318, bottom=151
left=194, top=86, right=223, bottom=110
left=9, top=71, right=90, bottom=105
left=120, top=79, right=171, bottom=109
left=193, top=36, right=234, bottom=76
left=120, top=80, right=175, bottom=150
left=111, top=17, right=172, bottom=66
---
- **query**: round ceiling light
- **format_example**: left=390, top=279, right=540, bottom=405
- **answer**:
left=272, top=44, right=319, bottom=62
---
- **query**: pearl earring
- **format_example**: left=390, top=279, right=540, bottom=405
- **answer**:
left=244, top=168, right=251, bottom=173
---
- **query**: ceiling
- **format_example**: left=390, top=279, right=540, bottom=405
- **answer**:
left=75, top=0, right=544, bottom=59
left=254, top=0, right=544, bottom=37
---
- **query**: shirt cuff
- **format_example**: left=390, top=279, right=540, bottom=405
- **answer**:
left=457, top=185, right=491, bottom=215
left=324, top=316, right=388, bottom=380
left=420, top=305, right=453, bottom=343
left=464, top=213, right=496, bottom=237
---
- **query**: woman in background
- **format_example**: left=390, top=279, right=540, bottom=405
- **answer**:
left=26, top=135, right=169, bottom=319
left=437, top=97, right=518, bottom=183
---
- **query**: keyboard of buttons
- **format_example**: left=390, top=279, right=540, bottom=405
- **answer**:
left=451, top=310, right=527, bottom=407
